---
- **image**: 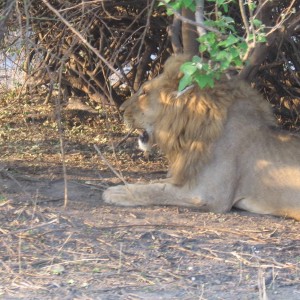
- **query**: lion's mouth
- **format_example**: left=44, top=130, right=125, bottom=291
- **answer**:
left=137, top=130, right=152, bottom=152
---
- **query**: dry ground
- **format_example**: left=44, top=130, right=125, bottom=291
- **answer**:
left=0, top=91, right=299, bottom=300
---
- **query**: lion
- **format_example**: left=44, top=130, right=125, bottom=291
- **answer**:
left=103, top=54, right=300, bottom=221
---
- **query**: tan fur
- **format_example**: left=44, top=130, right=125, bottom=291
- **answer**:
left=103, top=55, right=300, bottom=221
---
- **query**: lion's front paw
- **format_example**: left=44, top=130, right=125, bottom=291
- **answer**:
left=102, top=185, right=136, bottom=206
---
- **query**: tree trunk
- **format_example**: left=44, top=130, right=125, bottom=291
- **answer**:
left=181, top=8, right=199, bottom=56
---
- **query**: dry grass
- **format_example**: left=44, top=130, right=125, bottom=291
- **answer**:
left=0, top=199, right=300, bottom=299
left=0, top=90, right=299, bottom=299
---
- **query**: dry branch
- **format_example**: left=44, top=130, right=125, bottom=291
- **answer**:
left=1, top=0, right=299, bottom=127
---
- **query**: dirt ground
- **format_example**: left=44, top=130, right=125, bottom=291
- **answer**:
left=0, top=92, right=300, bottom=300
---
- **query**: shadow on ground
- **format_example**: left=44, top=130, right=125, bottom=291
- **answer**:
left=0, top=165, right=299, bottom=300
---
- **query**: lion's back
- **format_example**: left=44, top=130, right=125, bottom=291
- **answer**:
left=233, top=125, right=300, bottom=220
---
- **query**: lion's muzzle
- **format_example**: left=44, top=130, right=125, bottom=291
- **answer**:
left=139, top=131, right=149, bottom=144
left=138, top=130, right=151, bottom=152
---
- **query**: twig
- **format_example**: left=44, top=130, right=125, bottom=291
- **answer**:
left=258, top=268, right=268, bottom=300
left=0, top=0, right=15, bottom=42
left=167, top=12, right=183, bottom=54
left=229, top=251, right=294, bottom=269
left=195, top=0, right=206, bottom=37
left=239, top=0, right=250, bottom=41
left=18, top=236, right=22, bottom=273
left=0, top=219, right=58, bottom=236
left=56, top=60, right=68, bottom=208
left=93, top=144, right=127, bottom=185
left=114, top=129, right=135, bottom=148
left=169, top=245, right=236, bottom=263
left=160, top=0, right=222, bottom=35
left=40, top=0, right=123, bottom=80
left=0, top=168, right=31, bottom=198
left=117, top=242, right=123, bottom=274
left=137, top=0, right=156, bottom=59
left=43, top=257, right=111, bottom=270
left=265, top=0, right=296, bottom=37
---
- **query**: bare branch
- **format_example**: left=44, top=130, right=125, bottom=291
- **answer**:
left=239, top=0, right=298, bottom=81
left=195, top=0, right=206, bottom=37
left=239, top=0, right=250, bottom=40
left=182, top=8, right=199, bottom=55
left=167, top=13, right=183, bottom=54
left=160, top=0, right=222, bottom=35
left=0, top=0, right=15, bottom=43
left=265, top=0, right=297, bottom=37
left=40, top=0, right=122, bottom=80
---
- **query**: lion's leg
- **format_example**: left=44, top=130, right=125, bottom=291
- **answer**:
left=102, top=183, right=205, bottom=208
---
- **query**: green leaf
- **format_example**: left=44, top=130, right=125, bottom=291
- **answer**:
left=218, top=35, right=239, bottom=47
left=214, top=73, right=221, bottom=80
left=249, top=2, right=257, bottom=11
left=223, top=4, right=229, bottom=13
left=178, top=74, right=193, bottom=91
left=257, top=35, right=267, bottom=43
left=199, top=44, right=207, bottom=53
left=209, top=47, right=220, bottom=58
left=248, top=33, right=255, bottom=41
left=220, top=60, right=231, bottom=69
left=180, top=62, right=198, bottom=76
left=239, top=41, right=248, bottom=52
left=169, top=2, right=183, bottom=10
left=252, top=18, right=262, bottom=27
left=194, top=74, right=215, bottom=89
left=228, top=47, right=240, bottom=58
left=183, top=0, right=195, bottom=10
left=192, top=56, right=202, bottom=63
left=199, top=32, right=216, bottom=44
left=158, top=0, right=170, bottom=6
left=222, top=16, right=234, bottom=24
left=216, top=0, right=225, bottom=4
left=233, top=57, right=243, bottom=67
left=165, top=7, right=175, bottom=15
left=215, top=50, right=229, bottom=61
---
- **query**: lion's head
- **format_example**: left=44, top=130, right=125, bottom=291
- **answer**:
left=120, top=55, right=274, bottom=186
left=120, top=55, right=192, bottom=147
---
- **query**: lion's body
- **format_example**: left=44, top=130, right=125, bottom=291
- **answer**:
left=103, top=55, right=300, bottom=221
